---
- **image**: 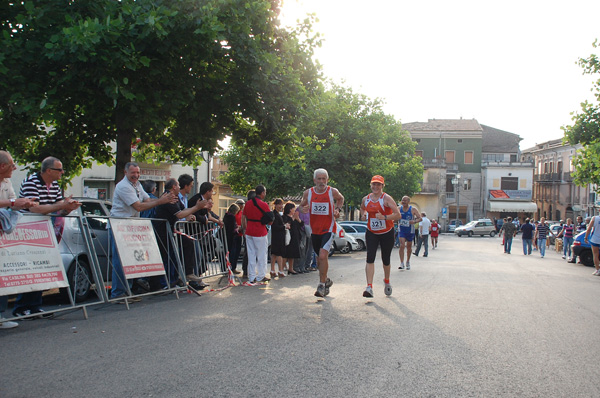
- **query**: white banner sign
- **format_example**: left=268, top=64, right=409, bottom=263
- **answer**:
left=110, top=218, right=165, bottom=279
left=0, top=216, right=68, bottom=295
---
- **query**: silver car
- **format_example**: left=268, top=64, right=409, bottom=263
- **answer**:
left=454, top=219, right=497, bottom=237
left=59, top=198, right=112, bottom=302
left=329, top=223, right=359, bottom=256
left=339, top=221, right=367, bottom=251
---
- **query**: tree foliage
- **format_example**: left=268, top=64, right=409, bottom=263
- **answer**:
left=222, top=84, right=423, bottom=206
left=563, top=39, right=600, bottom=187
left=0, top=0, right=321, bottom=184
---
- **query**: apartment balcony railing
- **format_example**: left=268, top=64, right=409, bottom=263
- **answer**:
left=534, top=173, right=562, bottom=182
left=420, top=157, right=447, bottom=168
left=563, top=172, right=573, bottom=182
left=481, top=161, right=534, bottom=167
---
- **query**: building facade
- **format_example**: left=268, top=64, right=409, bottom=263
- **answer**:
left=521, top=139, right=596, bottom=221
left=404, top=119, right=535, bottom=229
left=480, top=124, right=536, bottom=222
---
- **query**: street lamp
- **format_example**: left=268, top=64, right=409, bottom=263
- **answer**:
left=452, top=174, right=461, bottom=227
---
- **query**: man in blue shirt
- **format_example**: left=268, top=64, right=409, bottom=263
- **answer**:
left=520, top=218, right=535, bottom=255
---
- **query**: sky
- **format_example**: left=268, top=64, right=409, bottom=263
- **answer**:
left=279, top=0, right=600, bottom=150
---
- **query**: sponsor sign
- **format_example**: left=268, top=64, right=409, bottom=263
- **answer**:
left=0, top=217, right=68, bottom=295
left=110, top=218, right=165, bottom=279
left=489, top=190, right=532, bottom=200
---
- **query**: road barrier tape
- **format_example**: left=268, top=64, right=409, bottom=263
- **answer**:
left=174, top=225, right=219, bottom=241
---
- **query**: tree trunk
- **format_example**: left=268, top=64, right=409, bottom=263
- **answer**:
left=115, top=117, right=133, bottom=183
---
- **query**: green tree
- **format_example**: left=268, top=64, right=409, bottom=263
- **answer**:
left=0, top=0, right=320, bottom=184
left=563, top=39, right=600, bottom=186
left=222, top=84, right=423, bottom=205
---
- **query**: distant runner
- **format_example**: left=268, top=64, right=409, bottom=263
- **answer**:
left=397, top=196, right=422, bottom=270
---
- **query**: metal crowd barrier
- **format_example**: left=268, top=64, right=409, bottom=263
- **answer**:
left=174, top=221, right=233, bottom=281
left=0, top=213, right=107, bottom=321
left=1, top=212, right=242, bottom=323
left=105, top=216, right=188, bottom=307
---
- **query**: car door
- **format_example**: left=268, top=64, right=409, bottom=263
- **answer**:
left=80, top=201, right=111, bottom=278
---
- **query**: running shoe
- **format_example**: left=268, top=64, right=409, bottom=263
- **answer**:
left=384, top=283, right=392, bottom=296
left=406, top=261, right=411, bottom=270
left=314, top=284, right=326, bottom=297
left=324, top=278, right=333, bottom=296
left=398, top=262, right=404, bottom=270
left=363, top=286, right=373, bottom=298
left=593, top=270, right=600, bottom=276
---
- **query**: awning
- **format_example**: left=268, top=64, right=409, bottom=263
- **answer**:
left=488, top=201, right=537, bottom=213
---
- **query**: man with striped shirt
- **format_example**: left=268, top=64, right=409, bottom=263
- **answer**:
left=13, top=156, right=82, bottom=318
left=534, top=217, right=556, bottom=259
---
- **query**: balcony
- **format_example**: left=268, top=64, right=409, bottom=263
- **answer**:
left=420, top=157, right=446, bottom=169
left=534, top=173, right=562, bottom=182
left=481, top=161, right=534, bottom=167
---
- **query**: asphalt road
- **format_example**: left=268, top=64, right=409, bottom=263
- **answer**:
left=1, top=234, right=599, bottom=398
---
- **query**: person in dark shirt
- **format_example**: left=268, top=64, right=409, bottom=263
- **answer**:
left=520, top=218, right=535, bottom=255
left=500, top=217, right=517, bottom=254
left=155, top=178, right=208, bottom=288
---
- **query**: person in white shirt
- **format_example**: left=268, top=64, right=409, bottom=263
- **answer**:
left=413, top=212, right=431, bottom=257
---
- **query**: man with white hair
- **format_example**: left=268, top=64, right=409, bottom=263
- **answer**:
left=0, top=151, right=38, bottom=328
left=299, top=168, right=344, bottom=298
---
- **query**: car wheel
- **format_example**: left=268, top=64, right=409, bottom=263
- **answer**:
left=60, top=258, right=93, bottom=302
left=457, top=233, right=461, bottom=237
left=357, top=239, right=366, bottom=251
left=490, top=231, right=496, bottom=237
left=468, top=231, right=473, bottom=237
left=580, top=250, right=594, bottom=266
left=340, top=242, right=351, bottom=254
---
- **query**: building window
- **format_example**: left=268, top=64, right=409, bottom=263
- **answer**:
left=501, top=177, right=518, bottom=190
left=415, top=150, right=423, bottom=158
left=463, top=179, right=472, bottom=190
left=483, top=153, right=504, bottom=162
left=84, top=180, right=111, bottom=200
left=464, top=151, right=474, bottom=164
left=458, top=139, right=463, bottom=143
left=445, top=150, right=455, bottom=163
left=510, top=154, right=517, bottom=162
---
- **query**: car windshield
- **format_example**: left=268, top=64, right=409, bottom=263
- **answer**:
left=465, top=221, right=477, bottom=227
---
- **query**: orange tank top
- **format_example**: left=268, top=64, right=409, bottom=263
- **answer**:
left=365, top=193, right=393, bottom=234
left=308, top=186, right=337, bottom=235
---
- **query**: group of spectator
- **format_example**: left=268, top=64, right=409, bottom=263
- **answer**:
left=0, top=152, right=82, bottom=329
left=498, top=215, right=590, bottom=261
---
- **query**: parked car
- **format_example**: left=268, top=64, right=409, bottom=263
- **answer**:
left=329, top=223, right=359, bottom=256
left=59, top=198, right=112, bottom=302
left=339, top=221, right=367, bottom=251
left=447, top=220, right=463, bottom=233
left=454, top=219, right=496, bottom=237
left=571, top=231, right=597, bottom=266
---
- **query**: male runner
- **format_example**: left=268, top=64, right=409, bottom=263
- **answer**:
left=397, top=196, right=422, bottom=270
left=360, top=175, right=400, bottom=298
left=299, top=168, right=344, bottom=297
